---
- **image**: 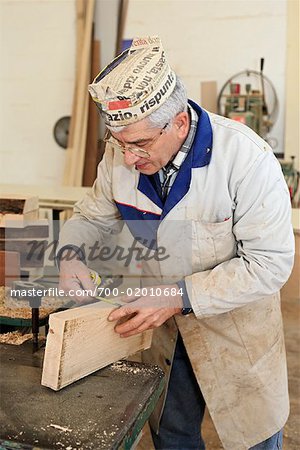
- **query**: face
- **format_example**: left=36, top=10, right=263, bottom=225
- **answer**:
left=109, top=112, right=190, bottom=175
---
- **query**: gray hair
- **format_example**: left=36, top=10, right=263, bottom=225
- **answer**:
left=107, top=76, right=188, bottom=133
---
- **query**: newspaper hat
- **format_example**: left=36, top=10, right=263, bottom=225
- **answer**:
left=88, top=36, right=177, bottom=126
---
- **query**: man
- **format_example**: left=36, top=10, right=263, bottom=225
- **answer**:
left=58, top=36, right=294, bottom=450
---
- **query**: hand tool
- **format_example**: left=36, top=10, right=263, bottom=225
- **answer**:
left=90, top=270, right=122, bottom=306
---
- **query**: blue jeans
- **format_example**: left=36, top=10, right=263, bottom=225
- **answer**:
left=150, top=333, right=283, bottom=450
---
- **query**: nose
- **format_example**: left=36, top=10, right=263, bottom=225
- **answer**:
left=123, top=148, right=142, bottom=166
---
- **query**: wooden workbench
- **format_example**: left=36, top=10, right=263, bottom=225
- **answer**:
left=0, top=343, right=164, bottom=450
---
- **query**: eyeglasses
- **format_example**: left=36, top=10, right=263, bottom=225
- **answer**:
left=103, top=123, right=169, bottom=158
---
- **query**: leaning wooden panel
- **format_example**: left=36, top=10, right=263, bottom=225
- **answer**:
left=41, top=302, right=152, bottom=391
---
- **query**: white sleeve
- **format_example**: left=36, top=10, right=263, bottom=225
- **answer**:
left=57, top=148, right=122, bottom=258
left=185, top=150, right=295, bottom=318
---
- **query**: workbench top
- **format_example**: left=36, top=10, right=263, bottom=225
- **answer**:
left=0, top=343, right=164, bottom=450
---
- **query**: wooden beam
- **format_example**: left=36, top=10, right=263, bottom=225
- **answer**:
left=73, top=86, right=90, bottom=186
left=115, top=0, right=129, bottom=56
left=82, top=39, right=100, bottom=187
left=66, top=0, right=86, bottom=151
left=201, top=81, right=218, bottom=113
left=0, top=251, right=20, bottom=286
left=71, top=0, right=94, bottom=186
left=64, top=0, right=95, bottom=186
left=42, top=303, right=153, bottom=390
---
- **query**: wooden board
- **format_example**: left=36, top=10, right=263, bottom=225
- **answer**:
left=116, top=0, right=129, bottom=55
left=42, top=302, right=153, bottom=390
left=201, top=81, right=218, bottom=113
left=67, top=0, right=87, bottom=151
left=63, top=0, right=95, bottom=186
left=82, top=38, right=100, bottom=187
left=0, top=251, right=20, bottom=286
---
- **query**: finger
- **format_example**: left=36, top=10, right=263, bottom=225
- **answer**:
left=119, top=294, right=141, bottom=303
left=108, top=305, right=136, bottom=322
left=80, top=274, right=96, bottom=293
left=59, top=279, right=95, bottom=303
left=58, top=277, right=81, bottom=295
left=120, top=326, right=156, bottom=338
left=114, top=312, right=147, bottom=335
left=60, top=267, right=94, bottom=290
left=120, top=309, right=175, bottom=337
left=120, top=320, right=155, bottom=338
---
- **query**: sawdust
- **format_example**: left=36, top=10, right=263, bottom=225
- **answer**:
left=0, top=330, right=32, bottom=345
left=0, top=285, right=67, bottom=319
left=111, top=361, right=144, bottom=374
left=49, top=424, right=73, bottom=433
left=110, top=360, right=160, bottom=376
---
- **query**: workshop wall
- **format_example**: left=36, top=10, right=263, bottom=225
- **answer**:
left=0, top=0, right=293, bottom=187
left=125, top=0, right=287, bottom=158
left=284, top=0, right=299, bottom=170
left=0, top=0, right=76, bottom=186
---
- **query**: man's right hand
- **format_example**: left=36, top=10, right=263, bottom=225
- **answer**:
left=58, top=250, right=95, bottom=303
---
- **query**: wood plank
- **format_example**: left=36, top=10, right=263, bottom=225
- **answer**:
left=72, top=1, right=94, bottom=186
left=115, top=0, right=129, bottom=55
left=63, top=0, right=85, bottom=184
left=42, top=303, right=153, bottom=390
left=64, top=0, right=95, bottom=186
left=0, top=251, right=20, bottom=286
left=201, top=81, right=218, bottom=113
left=74, top=84, right=90, bottom=186
left=67, top=0, right=86, bottom=152
left=82, top=38, right=100, bottom=187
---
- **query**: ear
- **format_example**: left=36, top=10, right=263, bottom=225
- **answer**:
left=173, top=112, right=190, bottom=139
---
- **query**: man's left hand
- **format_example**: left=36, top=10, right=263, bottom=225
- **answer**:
left=108, top=284, right=183, bottom=338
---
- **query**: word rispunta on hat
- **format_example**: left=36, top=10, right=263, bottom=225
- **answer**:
left=88, top=36, right=177, bottom=126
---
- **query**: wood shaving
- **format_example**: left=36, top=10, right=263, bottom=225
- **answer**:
left=0, top=330, right=32, bottom=345
left=110, top=361, right=143, bottom=374
left=49, top=424, right=73, bottom=433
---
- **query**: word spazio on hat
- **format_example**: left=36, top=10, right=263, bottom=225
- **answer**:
left=88, top=36, right=177, bottom=126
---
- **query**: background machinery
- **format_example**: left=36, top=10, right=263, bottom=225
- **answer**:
left=218, top=58, right=299, bottom=207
